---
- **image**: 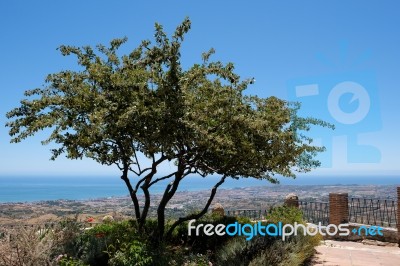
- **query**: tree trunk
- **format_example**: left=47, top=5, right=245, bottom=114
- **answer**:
left=157, top=172, right=182, bottom=241
left=120, top=167, right=141, bottom=221
left=139, top=183, right=151, bottom=228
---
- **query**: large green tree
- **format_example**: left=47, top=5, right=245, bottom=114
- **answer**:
left=6, top=18, right=332, bottom=240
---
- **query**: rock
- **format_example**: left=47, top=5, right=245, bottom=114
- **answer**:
left=212, top=203, right=224, bottom=216
left=284, top=193, right=299, bottom=208
left=102, top=215, right=114, bottom=223
left=362, top=239, right=398, bottom=247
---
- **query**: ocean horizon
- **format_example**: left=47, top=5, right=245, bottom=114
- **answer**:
left=0, top=175, right=399, bottom=203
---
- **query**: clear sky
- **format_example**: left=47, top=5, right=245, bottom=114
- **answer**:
left=1, top=1, right=399, bottom=178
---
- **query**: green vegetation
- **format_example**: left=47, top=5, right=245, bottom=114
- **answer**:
left=5, top=16, right=329, bottom=265
left=265, top=205, right=304, bottom=224
left=6, top=17, right=332, bottom=241
left=0, top=209, right=321, bottom=265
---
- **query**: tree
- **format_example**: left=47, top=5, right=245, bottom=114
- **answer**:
left=6, top=18, right=333, bottom=240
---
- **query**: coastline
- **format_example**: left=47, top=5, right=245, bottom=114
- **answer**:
left=1, top=175, right=399, bottom=203
left=0, top=184, right=397, bottom=226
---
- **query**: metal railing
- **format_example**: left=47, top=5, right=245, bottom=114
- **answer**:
left=348, top=197, right=397, bottom=228
left=299, top=201, right=329, bottom=225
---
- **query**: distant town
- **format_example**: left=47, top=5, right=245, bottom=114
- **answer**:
left=0, top=184, right=397, bottom=225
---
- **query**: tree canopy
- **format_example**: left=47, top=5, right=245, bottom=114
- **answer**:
left=6, top=17, right=333, bottom=239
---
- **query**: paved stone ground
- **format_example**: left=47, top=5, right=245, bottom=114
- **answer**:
left=310, top=240, right=400, bottom=266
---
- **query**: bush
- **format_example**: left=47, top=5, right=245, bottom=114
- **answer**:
left=78, top=219, right=174, bottom=266
left=181, top=253, right=211, bottom=266
left=216, top=231, right=321, bottom=266
left=0, top=209, right=319, bottom=266
left=79, top=220, right=138, bottom=265
left=215, top=206, right=321, bottom=266
left=265, top=206, right=303, bottom=224
left=248, top=233, right=322, bottom=266
left=53, top=217, right=85, bottom=259
left=108, top=240, right=153, bottom=266
left=0, top=218, right=87, bottom=266
left=58, top=255, right=88, bottom=266
left=170, top=213, right=237, bottom=252
left=0, top=226, right=55, bottom=266
left=215, top=235, right=275, bottom=266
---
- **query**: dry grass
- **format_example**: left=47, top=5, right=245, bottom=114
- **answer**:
left=0, top=217, right=83, bottom=266
left=0, top=226, right=56, bottom=266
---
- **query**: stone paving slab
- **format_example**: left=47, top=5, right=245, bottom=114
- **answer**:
left=310, top=240, right=400, bottom=266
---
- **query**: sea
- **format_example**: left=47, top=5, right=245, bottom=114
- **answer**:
left=0, top=175, right=399, bottom=203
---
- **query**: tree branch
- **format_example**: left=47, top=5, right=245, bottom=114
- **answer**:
left=135, top=176, right=148, bottom=192
left=148, top=171, right=177, bottom=187
left=131, top=166, right=152, bottom=176
left=166, top=175, right=227, bottom=237
left=133, top=150, right=142, bottom=173
left=134, top=154, right=167, bottom=191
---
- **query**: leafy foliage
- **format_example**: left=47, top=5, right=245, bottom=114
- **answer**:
left=108, top=240, right=153, bottom=266
left=248, top=233, right=322, bottom=266
left=265, top=206, right=304, bottom=224
left=170, top=212, right=237, bottom=251
left=216, top=214, right=322, bottom=266
left=79, top=220, right=138, bottom=265
left=6, top=17, right=333, bottom=239
left=58, top=256, right=89, bottom=266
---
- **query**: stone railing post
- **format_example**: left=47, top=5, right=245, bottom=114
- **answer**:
left=212, top=203, right=225, bottom=217
left=329, top=193, right=349, bottom=225
left=284, top=193, right=299, bottom=208
left=397, top=187, right=400, bottom=246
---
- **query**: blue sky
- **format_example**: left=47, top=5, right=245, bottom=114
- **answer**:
left=1, top=1, right=399, bottom=178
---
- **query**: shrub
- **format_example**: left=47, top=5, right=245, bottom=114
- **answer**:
left=77, top=219, right=172, bottom=266
left=248, top=233, right=322, bottom=266
left=169, top=213, right=237, bottom=252
left=58, top=255, right=88, bottom=266
left=216, top=232, right=321, bottom=266
left=52, top=217, right=85, bottom=259
left=215, top=235, right=275, bottom=266
left=215, top=206, right=321, bottom=266
left=108, top=240, right=153, bottom=266
left=0, top=216, right=91, bottom=266
left=79, top=220, right=138, bottom=265
left=182, top=253, right=211, bottom=266
left=0, top=226, right=55, bottom=266
left=265, top=206, right=303, bottom=224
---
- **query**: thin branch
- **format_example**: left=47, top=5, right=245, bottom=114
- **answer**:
left=166, top=175, right=227, bottom=237
left=148, top=171, right=177, bottom=187
left=133, top=150, right=142, bottom=173
left=133, top=154, right=168, bottom=191
left=129, top=168, right=140, bottom=176
left=183, top=167, right=196, bottom=176
left=130, top=166, right=152, bottom=176
left=115, top=162, right=123, bottom=171
left=135, top=176, right=148, bottom=191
